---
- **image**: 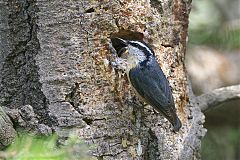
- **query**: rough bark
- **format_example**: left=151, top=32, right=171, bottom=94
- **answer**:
left=0, top=106, right=16, bottom=149
left=0, top=0, right=208, bottom=159
left=0, top=0, right=51, bottom=126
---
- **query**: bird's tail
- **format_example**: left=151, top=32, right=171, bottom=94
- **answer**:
left=172, top=116, right=182, bottom=132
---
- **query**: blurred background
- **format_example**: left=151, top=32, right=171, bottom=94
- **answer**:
left=187, top=0, right=240, bottom=159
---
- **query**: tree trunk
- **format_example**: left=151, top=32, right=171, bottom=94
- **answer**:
left=0, top=0, right=206, bottom=159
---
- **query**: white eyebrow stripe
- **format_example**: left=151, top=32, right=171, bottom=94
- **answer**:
left=129, top=41, right=154, bottom=55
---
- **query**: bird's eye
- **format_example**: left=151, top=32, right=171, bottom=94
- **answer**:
left=118, top=47, right=128, bottom=58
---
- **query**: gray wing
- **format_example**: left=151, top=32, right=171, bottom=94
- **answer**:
left=129, top=59, right=177, bottom=124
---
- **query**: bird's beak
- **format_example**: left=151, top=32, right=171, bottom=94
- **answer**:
left=110, top=37, right=128, bottom=57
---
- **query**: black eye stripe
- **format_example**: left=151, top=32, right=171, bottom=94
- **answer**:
left=128, top=41, right=155, bottom=57
left=130, top=43, right=149, bottom=55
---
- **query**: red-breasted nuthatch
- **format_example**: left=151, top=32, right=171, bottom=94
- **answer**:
left=110, top=37, right=182, bottom=132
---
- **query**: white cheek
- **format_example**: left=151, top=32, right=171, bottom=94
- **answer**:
left=127, top=56, right=138, bottom=66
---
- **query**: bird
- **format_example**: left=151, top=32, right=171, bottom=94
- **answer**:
left=110, top=37, right=182, bottom=132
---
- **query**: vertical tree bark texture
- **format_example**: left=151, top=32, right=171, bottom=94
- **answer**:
left=0, top=0, right=206, bottom=159
left=0, top=0, right=50, bottom=125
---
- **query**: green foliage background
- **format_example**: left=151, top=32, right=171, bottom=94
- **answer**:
left=189, top=0, right=240, bottom=50
left=0, top=133, right=95, bottom=160
left=188, top=0, right=240, bottom=159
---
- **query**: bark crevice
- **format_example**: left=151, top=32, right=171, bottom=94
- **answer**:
left=144, top=129, right=160, bottom=160
left=0, top=0, right=51, bottom=127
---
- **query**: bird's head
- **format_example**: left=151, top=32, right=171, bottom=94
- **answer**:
left=111, top=37, right=155, bottom=68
